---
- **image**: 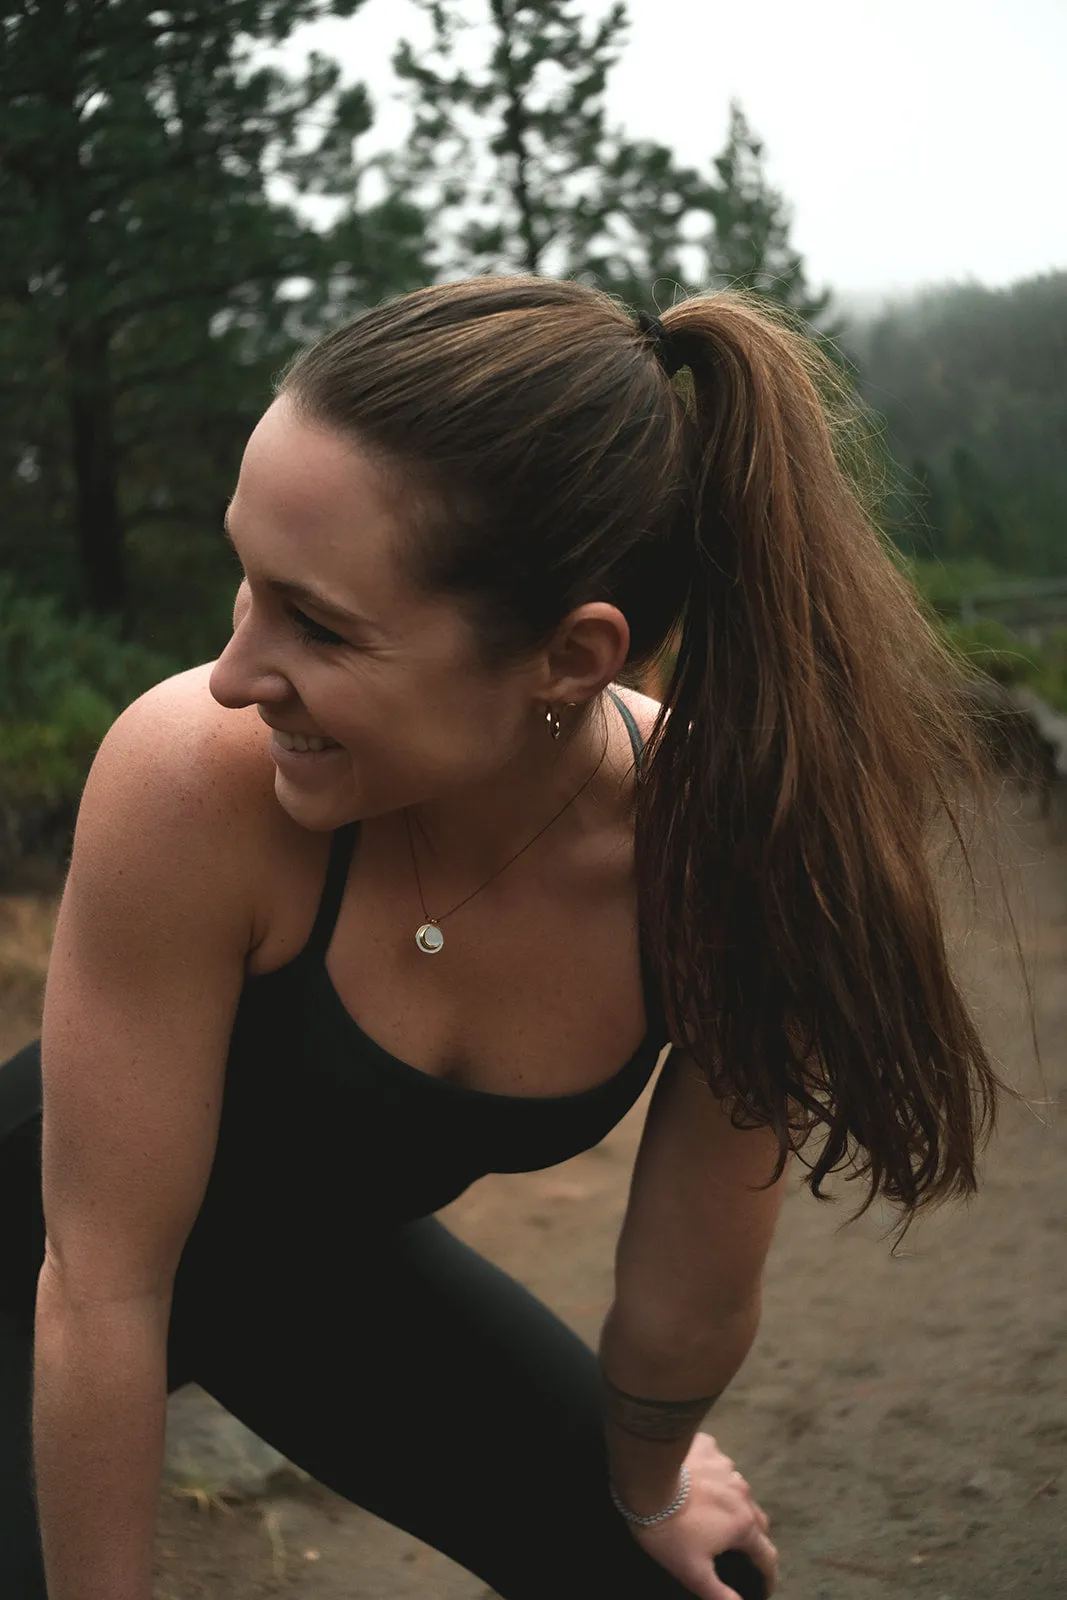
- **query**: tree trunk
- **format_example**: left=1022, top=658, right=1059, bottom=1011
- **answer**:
left=65, top=323, right=125, bottom=619
left=489, top=0, right=541, bottom=274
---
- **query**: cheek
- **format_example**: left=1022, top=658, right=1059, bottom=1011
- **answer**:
left=299, top=653, right=524, bottom=793
left=329, top=699, right=487, bottom=797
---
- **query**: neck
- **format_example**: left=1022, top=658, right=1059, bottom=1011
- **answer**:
left=403, top=694, right=620, bottom=885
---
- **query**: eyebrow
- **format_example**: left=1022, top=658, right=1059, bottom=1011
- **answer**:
left=223, top=508, right=375, bottom=633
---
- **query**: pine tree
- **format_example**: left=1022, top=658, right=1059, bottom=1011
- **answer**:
left=0, top=0, right=430, bottom=631
left=390, top=0, right=725, bottom=298
left=390, top=0, right=839, bottom=334
left=392, top=0, right=631, bottom=278
left=700, top=102, right=837, bottom=333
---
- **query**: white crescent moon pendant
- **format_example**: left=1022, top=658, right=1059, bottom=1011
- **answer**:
left=415, top=922, right=445, bottom=954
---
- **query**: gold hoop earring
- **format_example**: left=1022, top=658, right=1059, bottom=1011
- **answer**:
left=544, top=705, right=562, bottom=741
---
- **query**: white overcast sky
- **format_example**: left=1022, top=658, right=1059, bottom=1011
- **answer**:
left=279, top=0, right=1067, bottom=308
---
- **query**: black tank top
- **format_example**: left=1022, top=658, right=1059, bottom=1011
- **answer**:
left=0, top=693, right=667, bottom=1303
left=183, top=689, right=669, bottom=1267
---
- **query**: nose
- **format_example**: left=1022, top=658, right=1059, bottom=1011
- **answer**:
left=209, top=582, right=291, bottom=711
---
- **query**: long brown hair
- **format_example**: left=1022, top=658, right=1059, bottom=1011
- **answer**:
left=283, top=275, right=1008, bottom=1223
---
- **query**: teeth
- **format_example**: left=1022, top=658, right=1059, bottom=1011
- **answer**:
left=275, top=730, right=337, bottom=753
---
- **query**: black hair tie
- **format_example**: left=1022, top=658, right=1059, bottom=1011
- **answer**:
left=634, top=309, right=687, bottom=379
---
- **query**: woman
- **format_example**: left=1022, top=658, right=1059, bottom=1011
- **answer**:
left=0, top=277, right=1000, bottom=1600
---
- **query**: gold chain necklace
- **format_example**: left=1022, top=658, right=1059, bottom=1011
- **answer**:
left=403, top=733, right=608, bottom=954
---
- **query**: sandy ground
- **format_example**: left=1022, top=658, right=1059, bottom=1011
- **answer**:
left=1, top=790, right=1064, bottom=1599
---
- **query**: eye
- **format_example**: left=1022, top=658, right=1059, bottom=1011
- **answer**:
left=288, top=606, right=346, bottom=647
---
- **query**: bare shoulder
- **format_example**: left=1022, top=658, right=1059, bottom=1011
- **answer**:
left=610, top=680, right=662, bottom=744
left=69, top=664, right=293, bottom=945
left=97, top=662, right=272, bottom=798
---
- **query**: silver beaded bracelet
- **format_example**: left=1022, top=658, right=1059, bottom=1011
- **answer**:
left=609, top=1464, right=691, bottom=1526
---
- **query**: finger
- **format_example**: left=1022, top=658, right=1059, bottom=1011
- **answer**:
left=730, top=1469, right=759, bottom=1505
left=696, top=1579, right=743, bottom=1600
left=739, top=1530, right=780, bottom=1594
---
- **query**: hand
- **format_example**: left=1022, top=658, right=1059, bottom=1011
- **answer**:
left=626, top=1434, right=778, bottom=1599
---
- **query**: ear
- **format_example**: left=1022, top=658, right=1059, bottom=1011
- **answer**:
left=538, top=602, right=631, bottom=705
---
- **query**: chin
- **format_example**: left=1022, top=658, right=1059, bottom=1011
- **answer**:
left=272, top=772, right=364, bottom=833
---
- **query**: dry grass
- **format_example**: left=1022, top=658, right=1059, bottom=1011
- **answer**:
left=0, top=892, right=59, bottom=1056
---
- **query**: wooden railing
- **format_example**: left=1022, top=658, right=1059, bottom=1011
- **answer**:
left=958, top=577, right=1067, bottom=638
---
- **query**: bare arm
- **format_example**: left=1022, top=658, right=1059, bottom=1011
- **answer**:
left=599, top=1050, right=788, bottom=1514
left=33, top=673, right=261, bottom=1600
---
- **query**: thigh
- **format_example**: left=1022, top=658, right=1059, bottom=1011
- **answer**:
left=0, top=1046, right=48, bottom=1594
left=0, top=1311, right=46, bottom=1599
left=183, top=1217, right=699, bottom=1599
left=0, top=1043, right=45, bottom=1320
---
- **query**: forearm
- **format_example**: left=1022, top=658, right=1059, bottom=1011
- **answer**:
left=598, top=1295, right=761, bottom=1515
left=33, top=1263, right=170, bottom=1600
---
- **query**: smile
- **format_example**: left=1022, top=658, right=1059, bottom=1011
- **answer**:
left=272, top=730, right=341, bottom=753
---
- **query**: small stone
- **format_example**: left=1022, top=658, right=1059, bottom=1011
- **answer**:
left=958, top=1467, right=1015, bottom=1500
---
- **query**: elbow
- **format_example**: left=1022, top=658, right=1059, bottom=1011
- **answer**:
left=36, top=1242, right=173, bottom=1328
left=34, top=1263, right=172, bottom=1392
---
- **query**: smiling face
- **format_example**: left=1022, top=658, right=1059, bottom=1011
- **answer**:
left=208, top=396, right=546, bottom=832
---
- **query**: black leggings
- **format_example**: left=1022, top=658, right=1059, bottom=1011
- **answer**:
left=1, top=1046, right=764, bottom=1598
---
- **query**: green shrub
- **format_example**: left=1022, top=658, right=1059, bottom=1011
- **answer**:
left=940, top=615, right=1044, bottom=684
left=0, top=580, right=174, bottom=876
left=901, top=555, right=1022, bottom=616
left=941, top=616, right=1067, bottom=712
left=900, top=557, right=1067, bottom=714
left=0, top=577, right=173, bottom=723
left=1026, top=629, right=1067, bottom=713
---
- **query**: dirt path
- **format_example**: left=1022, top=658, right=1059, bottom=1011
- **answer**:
left=2, top=794, right=1064, bottom=1598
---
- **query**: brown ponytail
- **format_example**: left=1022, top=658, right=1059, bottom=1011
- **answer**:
left=283, top=275, right=1010, bottom=1225
left=642, top=293, right=1005, bottom=1219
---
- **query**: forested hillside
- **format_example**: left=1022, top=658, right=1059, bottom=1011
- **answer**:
left=844, top=272, right=1066, bottom=578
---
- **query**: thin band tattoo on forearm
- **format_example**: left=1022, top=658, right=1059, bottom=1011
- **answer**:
left=599, top=1371, right=724, bottom=1443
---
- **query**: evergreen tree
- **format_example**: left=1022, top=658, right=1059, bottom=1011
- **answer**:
left=852, top=272, right=1067, bottom=578
left=0, top=0, right=430, bottom=633
left=392, top=0, right=631, bottom=278
left=390, top=0, right=838, bottom=334
left=701, top=102, right=836, bottom=330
